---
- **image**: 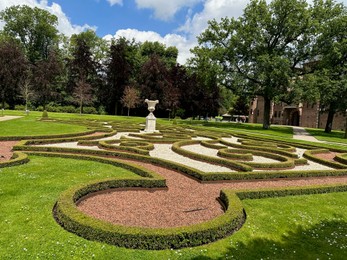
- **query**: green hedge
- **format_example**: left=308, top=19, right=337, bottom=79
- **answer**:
left=172, top=140, right=253, bottom=172
left=304, top=149, right=347, bottom=169
left=54, top=178, right=347, bottom=249
left=0, top=152, right=29, bottom=168
left=0, top=129, right=114, bottom=141
left=335, top=153, right=347, bottom=165
left=55, top=184, right=245, bottom=250
left=14, top=142, right=347, bottom=181
left=219, top=138, right=299, bottom=159
left=98, top=141, right=150, bottom=155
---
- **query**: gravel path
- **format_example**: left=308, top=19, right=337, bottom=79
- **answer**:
left=0, top=116, right=22, bottom=122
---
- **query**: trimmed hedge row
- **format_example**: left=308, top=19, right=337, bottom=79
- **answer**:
left=303, top=149, right=347, bottom=169
left=231, top=132, right=347, bottom=153
left=218, top=148, right=296, bottom=169
left=0, top=129, right=114, bottom=142
left=54, top=176, right=347, bottom=249
left=219, top=139, right=299, bottom=159
left=55, top=183, right=245, bottom=250
left=172, top=140, right=253, bottom=172
left=335, top=153, right=347, bottom=165
left=14, top=142, right=347, bottom=181
left=0, top=152, right=29, bottom=168
left=98, top=141, right=150, bottom=155
left=236, top=184, right=347, bottom=200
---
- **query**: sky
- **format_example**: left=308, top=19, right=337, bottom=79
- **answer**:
left=0, top=0, right=346, bottom=64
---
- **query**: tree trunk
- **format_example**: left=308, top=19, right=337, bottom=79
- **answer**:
left=114, top=102, right=118, bottom=115
left=127, top=107, right=130, bottom=117
left=324, top=108, right=335, bottom=133
left=263, top=96, right=271, bottom=130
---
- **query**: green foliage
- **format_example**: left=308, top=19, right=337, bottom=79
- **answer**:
left=0, top=5, right=59, bottom=63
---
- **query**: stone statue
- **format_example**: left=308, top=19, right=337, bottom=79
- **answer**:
left=144, top=99, right=159, bottom=132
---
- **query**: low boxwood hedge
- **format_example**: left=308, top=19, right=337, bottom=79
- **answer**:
left=14, top=141, right=347, bottom=181
left=54, top=183, right=245, bottom=250
left=172, top=140, right=253, bottom=172
left=0, top=152, right=29, bottom=168
left=335, top=153, right=347, bottom=165
left=54, top=177, right=347, bottom=250
left=304, top=149, right=347, bottom=169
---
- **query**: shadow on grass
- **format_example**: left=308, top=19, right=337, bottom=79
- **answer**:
left=192, top=219, right=347, bottom=259
left=306, top=128, right=347, bottom=143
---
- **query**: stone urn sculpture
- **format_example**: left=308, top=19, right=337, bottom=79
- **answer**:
left=144, top=99, right=159, bottom=132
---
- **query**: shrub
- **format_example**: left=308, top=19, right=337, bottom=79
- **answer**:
left=42, top=110, right=48, bottom=118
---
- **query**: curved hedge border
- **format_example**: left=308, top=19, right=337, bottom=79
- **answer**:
left=172, top=140, right=253, bottom=172
left=219, top=139, right=299, bottom=159
left=98, top=140, right=150, bottom=155
left=303, top=149, right=347, bottom=169
left=55, top=182, right=245, bottom=250
left=4, top=129, right=116, bottom=144
left=14, top=141, right=347, bottom=181
left=335, top=153, right=347, bottom=165
left=218, top=148, right=296, bottom=169
left=0, top=152, right=29, bottom=168
left=54, top=178, right=347, bottom=250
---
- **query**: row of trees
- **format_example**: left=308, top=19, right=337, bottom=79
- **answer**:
left=0, top=5, right=237, bottom=119
left=1, top=1, right=346, bottom=134
left=195, top=0, right=347, bottom=133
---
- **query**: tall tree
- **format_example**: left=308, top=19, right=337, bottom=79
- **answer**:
left=0, top=37, right=29, bottom=109
left=104, top=38, right=136, bottom=115
left=197, top=0, right=315, bottom=129
left=140, top=41, right=178, bottom=67
left=313, top=0, right=347, bottom=133
left=0, top=5, right=59, bottom=63
left=138, top=54, right=171, bottom=113
left=32, top=49, right=62, bottom=110
left=67, top=35, right=99, bottom=107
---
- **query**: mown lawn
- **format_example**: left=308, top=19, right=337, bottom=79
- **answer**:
left=0, top=155, right=346, bottom=259
left=306, top=128, right=347, bottom=145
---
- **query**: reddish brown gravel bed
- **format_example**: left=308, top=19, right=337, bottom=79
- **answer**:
left=0, top=141, right=19, bottom=161
left=77, top=159, right=347, bottom=228
left=315, top=152, right=338, bottom=161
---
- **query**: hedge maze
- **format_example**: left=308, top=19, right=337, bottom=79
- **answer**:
left=2, top=120, right=347, bottom=249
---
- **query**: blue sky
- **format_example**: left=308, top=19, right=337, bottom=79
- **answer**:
left=1, top=0, right=347, bottom=64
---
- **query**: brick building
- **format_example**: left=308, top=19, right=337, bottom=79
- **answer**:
left=248, top=96, right=346, bottom=131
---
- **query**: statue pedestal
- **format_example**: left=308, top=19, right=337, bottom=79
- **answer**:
left=145, top=112, right=157, bottom=132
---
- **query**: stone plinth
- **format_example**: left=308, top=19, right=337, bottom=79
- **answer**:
left=144, top=99, right=159, bottom=133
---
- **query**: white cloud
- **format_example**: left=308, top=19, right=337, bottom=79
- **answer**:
left=135, top=0, right=203, bottom=20
left=178, top=0, right=247, bottom=37
left=105, top=28, right=196, bottom=64
left=0, top=0, right=95, bottom=36
left=110, top=0, right=249, bottom=64
left=106, top=0, right=123, bottom=6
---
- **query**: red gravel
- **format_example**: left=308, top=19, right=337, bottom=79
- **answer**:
left=77, top=159, right=347, bottom=228
left=315, top=152, right=338, bottom=162
left=0, top=141, right=19, bottom=161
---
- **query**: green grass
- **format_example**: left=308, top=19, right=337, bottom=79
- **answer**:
left=0, top=114, right=88, bottom=137
left=306, top=128, right=347, bottom=144
left=180, top=120, right=294, bottom=138
left=0, top=156, right=346, bottom=259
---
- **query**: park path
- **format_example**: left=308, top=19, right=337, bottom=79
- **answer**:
left=292, top=126, right=323, bottom=143
left=0, top=116, right=22, bottom=122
